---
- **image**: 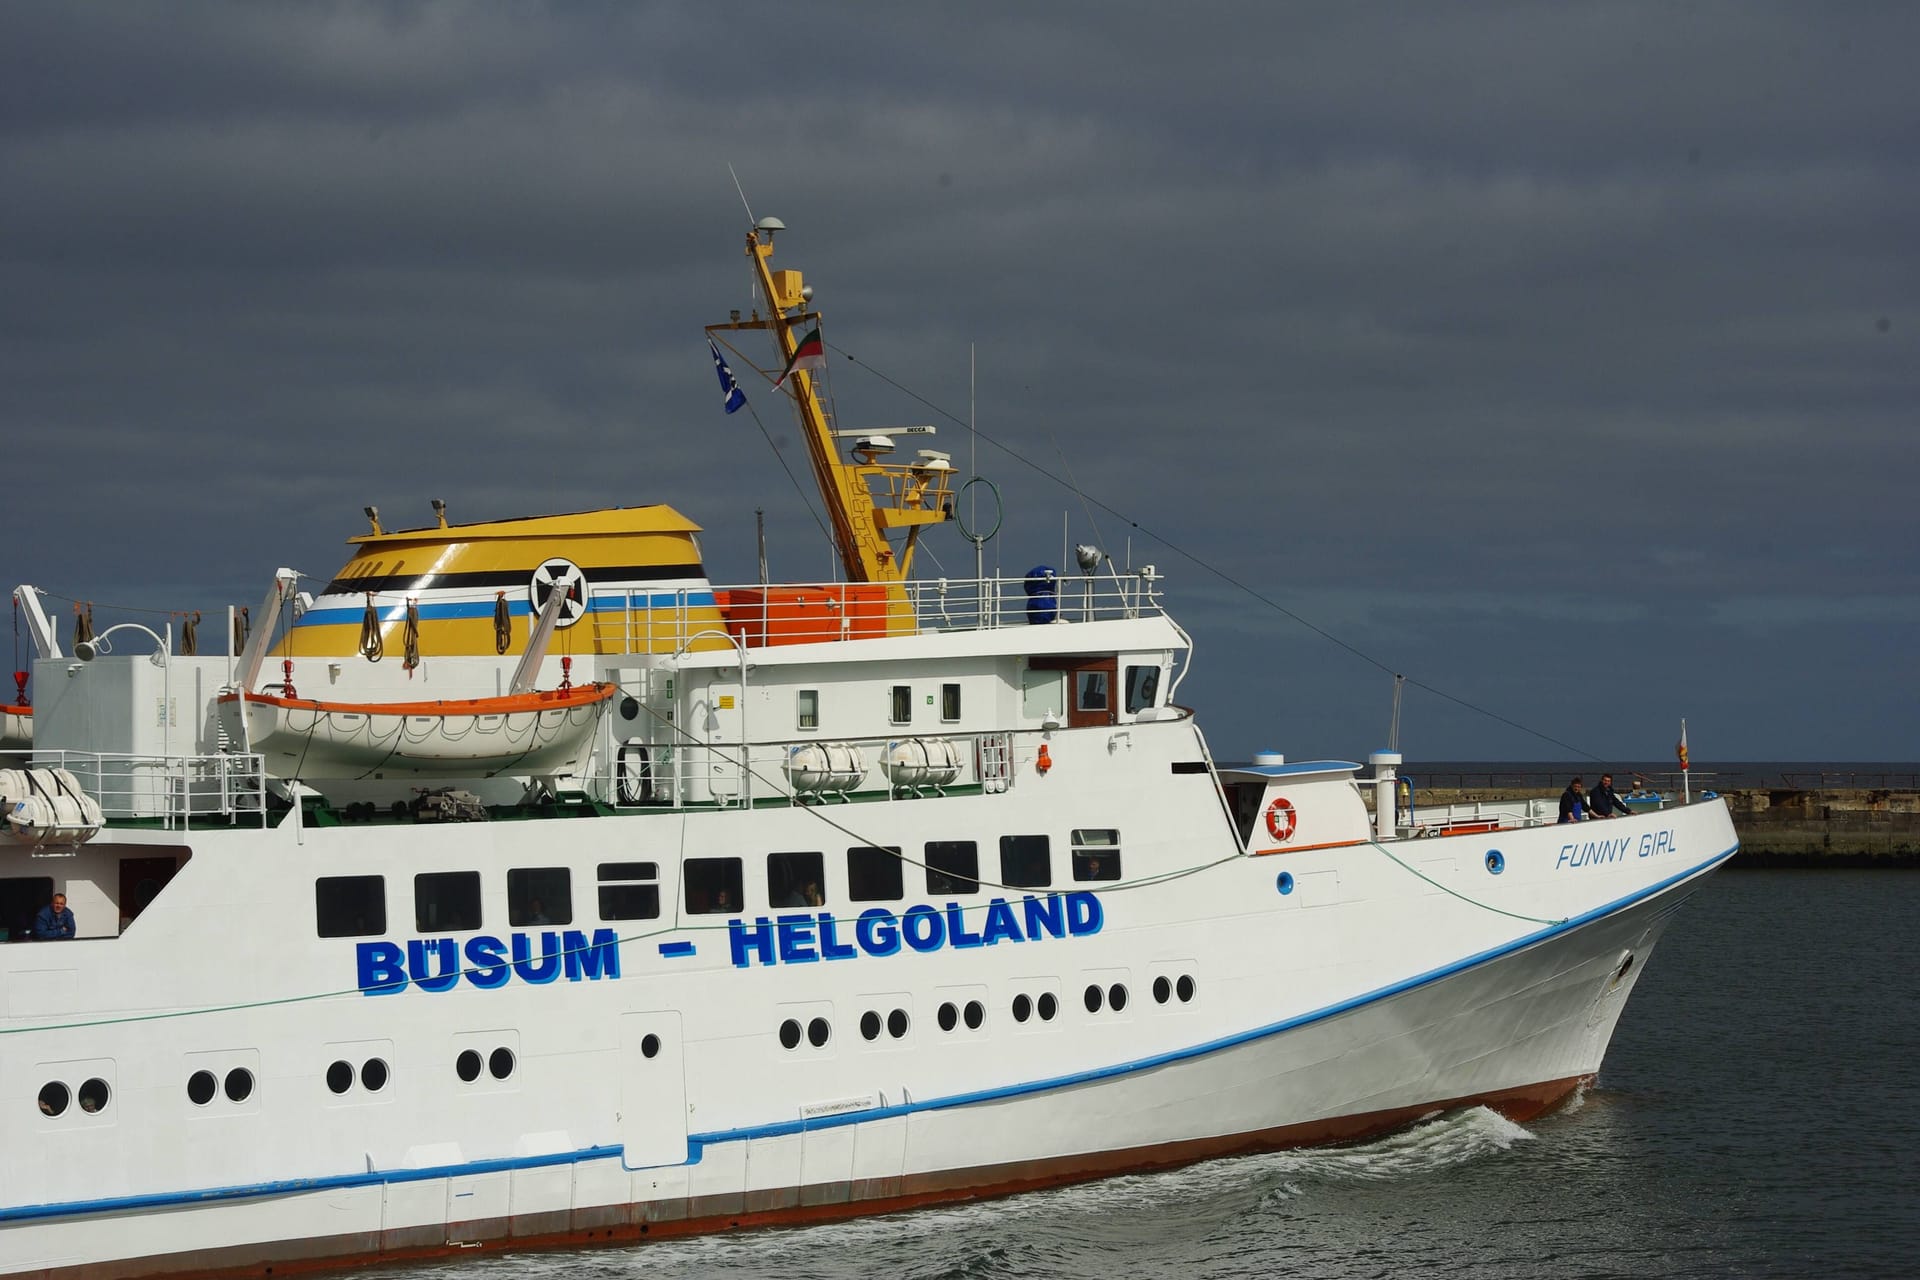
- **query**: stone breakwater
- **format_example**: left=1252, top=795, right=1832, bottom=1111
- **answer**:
left=1411, top=787, right=1920, bottom=866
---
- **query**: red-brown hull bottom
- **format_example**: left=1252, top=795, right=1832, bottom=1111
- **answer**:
left=33, top=1072, right=1592, bottom=1280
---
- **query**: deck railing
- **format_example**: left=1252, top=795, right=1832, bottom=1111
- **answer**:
left=595, top=568, right=1168, bottom=653
left=11, top=749, right=267, bottom=827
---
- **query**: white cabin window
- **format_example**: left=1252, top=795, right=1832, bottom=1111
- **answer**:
left=507, top=867, right=571, bottom=927
left=1071, top=829, right=1123, bottom=881
left=941, top=682, right=961, bottom=722
left=414, top=871, right=481, bottom=933
left=1021, top=669, right=1064, bottom=720
left=1124, top=665, right=1161, bottom=713
left=890, top=685, right=912, bottom=725
left=597, top=861, right=660, bottom=921
left=797, top=689, right=820, bottom=730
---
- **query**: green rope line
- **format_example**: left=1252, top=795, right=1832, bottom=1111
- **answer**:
left=1365, top=840, right=1566, bottom=926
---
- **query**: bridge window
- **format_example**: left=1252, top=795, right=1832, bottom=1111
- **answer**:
left=685, top=857, right=743, bottom=915
left=414, top=871, right=481, bottom=933
left=1000, top=835, right=1051, bottom=888
left=597, top=862, right=660, bottom=921
left=1, top=875, right=54, bottom=942
left=315, top=875, right=386, bottom=938
left=847, top=845, right=904, bottom=901
left=508, top=867, right=572, bottom=927
left=1124, top=665, right=1160, bottom=713
left=890, top=685, right=912, bottom=725
left=941, top=683, right=961, bottom=722
left=1071, top=829, right=1122, bottom=881
left=1076, top=670, right=1110, bottom=712
left=797, top=689, right=820, bottom=730
left=925, top=840, right=979, bottom=895
left=768, top=851, right=826, bottom=908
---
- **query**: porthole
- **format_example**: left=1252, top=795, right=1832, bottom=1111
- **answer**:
left=187, top=1070, right=217, bottom=1106
left=456, top=1048, right=483, bottom=1081
left=861, top=1011, right=882, bottom=1041
left=1176, top=974, right=1196, bottom=1003
left=779, top=1019, right=802, bottom=1050
left=887, top=1008, right=910, bottom=1039
left=1153, top=976, right=1171, bottom=1004
left=1084, top=984, right=1103, bottom=1013
left=1485, top=849, right=1505, bottom=875
left=78, top=1078, right=112, bottom=1114
left=224, top=1068, right=255, bottom=1103
left=1108, top=984, right=1129, bottom=1012
left=807, top=1017, right=831, bottom=1048
left=1276, top=870, right=1295, bottom=895
left=489, top=1047, right=515, bottom=1080
left=361, top=1058, right=390, bottom=1091
left=938, top=1002, right=958, bottom=1032
left=641, top=1034, right=662, bottom=1060
left=38, top=1081, right=70, bottom=1117
left=326, top=1060, right=354, bottom=1094
left=1038, top=992, right=1058, bottom=1021
left=963, top=1000, right=985, bottom=1030
left=1012, top=993, right=1033, bottom=1023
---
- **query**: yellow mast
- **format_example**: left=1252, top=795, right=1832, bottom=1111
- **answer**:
left=706, top=219, right=954, bottom=621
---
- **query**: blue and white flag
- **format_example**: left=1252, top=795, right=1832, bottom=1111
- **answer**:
left=708, top=337, right=747, bottom=414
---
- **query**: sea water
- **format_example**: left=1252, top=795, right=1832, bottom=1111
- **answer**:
left=401, top=869, right=1920, bottom=1279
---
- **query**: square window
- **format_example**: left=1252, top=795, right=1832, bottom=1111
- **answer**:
left=941, top=682, right=961, bottom=722
left=1124, top=665, right=1160, bottom=713
left=925, top=840, right=979, bottom=895
left=1071, top=829, right=1123, bottom=881
left=685, top=857, right=743, bottom=915
left=797, top=689, right=820, bottom=730
left=1021, top=668, right=1065, bottom=719
left=847, top=846, right=904, bottom=901
left=890, top=685, right=912, bottom=725
left=413, top=871, right=481, bottom=933
left=315, top=875, right=385, bottom=938
left=999, top=834, right=1052, bottom=888
left=507, top=867, right=572, bottom=927
left=1076, top=670, right=1110, bottom=712
left=768, top=851, right=826, bottom=908
left=597, top=861, right=660, bottom=921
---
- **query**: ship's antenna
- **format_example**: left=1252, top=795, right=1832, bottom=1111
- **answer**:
left=1388, top=673, right=1406, bottom=752
left=970, top=343, right=980, bottom=587
left=728, top=164, right=755, bottom=226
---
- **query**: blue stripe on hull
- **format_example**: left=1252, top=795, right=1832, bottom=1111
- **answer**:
left=294, top=592, right=719, bottom=627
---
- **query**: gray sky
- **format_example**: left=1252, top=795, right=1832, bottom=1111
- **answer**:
left=4, top=2, right=1915, bottom=763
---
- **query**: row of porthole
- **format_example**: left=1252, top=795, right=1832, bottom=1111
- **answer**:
left=937, top=1000, right=986, bottom=1032
left=859, top=1009, right=911, bottom=1041
left=1085, top=982, right=1130, bottom=1013
left=326, top=1058, right=391, bottom=1095
left=456, top=1047, right=517, bottom=1082
left=778, top=1017, right=832, bottom=1050
left=1152, top=974, right=1199, bottom=1004
left=188, top=1068, right=255, bottom=1106
left=38, top=1078, right=111, bottom=1117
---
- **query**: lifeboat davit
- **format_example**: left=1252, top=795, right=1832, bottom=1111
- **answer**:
left=217, top=683, right=617, bottom=779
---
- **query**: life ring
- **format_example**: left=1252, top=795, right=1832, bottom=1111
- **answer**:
left=616, top=742, right=653, bottom=805
left=1264, top=796, right=1297, bottom=842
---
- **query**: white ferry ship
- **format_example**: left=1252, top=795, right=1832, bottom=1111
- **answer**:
left=0, top=219, right=1739, bottom=1280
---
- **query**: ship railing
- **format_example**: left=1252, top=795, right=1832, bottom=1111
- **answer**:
left=17, top=749, right=268, bottom=828
left=594, top=568, right=1168, bottom=652
left=1396, top=797, right=1560, bottom=836
left=588, top=728, right=1036, bottom=810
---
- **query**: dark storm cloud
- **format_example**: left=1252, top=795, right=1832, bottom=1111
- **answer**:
left=2, top=1, right=1914, bottom=759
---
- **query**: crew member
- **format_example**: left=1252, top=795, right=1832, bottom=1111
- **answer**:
left=1558, top=778, right=1588, bottom=824
left=32, top=892, right=76, bottom=940
left=1589, top=773, right=1633, bottom=819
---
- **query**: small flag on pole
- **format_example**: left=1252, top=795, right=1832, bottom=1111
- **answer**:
left=708, top=338, right=747, bottom=414
left=1676, top=718, right=1689, bottom=771
left=771, top=326, right=827, bottom=392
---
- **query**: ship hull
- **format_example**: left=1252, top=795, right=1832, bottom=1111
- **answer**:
left=6, top=825, right=1723, bottom=1280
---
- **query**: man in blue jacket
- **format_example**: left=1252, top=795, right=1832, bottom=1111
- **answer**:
left=32, top=892, right=75, bottom=940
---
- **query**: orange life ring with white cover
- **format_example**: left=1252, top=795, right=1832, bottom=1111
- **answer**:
left=1264, top=796, right=1297, bottom=842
